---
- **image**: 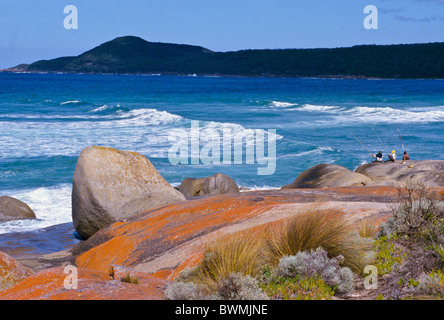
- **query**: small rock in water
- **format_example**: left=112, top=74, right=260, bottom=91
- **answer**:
left=0, top=196, right=36, bottom=222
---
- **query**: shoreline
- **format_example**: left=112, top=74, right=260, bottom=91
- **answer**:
left=2, top=70, right=444, bottom=81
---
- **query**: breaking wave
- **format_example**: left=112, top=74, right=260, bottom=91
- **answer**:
left=269, top=101, right=298, bottom=108
left=267, top=103, right=444, bottom=123
left=342, top=106, right=444, bottom=123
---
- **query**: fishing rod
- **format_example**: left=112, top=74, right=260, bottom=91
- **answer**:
left=352, top=134, right=374, bottom=157
left=397, top=127, right=406, bottom=151
left=371, top=126, right=387, bottom=154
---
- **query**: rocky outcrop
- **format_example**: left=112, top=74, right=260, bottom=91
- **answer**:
left=0, top=265, right=168, bottom=300
left=282, top=160, right=444, bottom=190
left=282, top=164, right=371, bottom=189
left=0, top=251, right=34, bottom=291
left=72, top=146, right=186, bottom=239
left=0, top=196, right=36, bottom=222
left=0, top=186, right=417, bottom=299
left=71, top=187, right=398, bottom=278
left=202, top=173, right=240, bottom=195
left=178, top=173, right=239, bottom=198
left=355, top=160, right=444, bottom=188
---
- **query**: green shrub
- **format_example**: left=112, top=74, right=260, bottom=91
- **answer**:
left=165, top=272, right=269, bottom=300
left=165, top=281, right=212, bottom=300
left=373, top=235, right=406, bottom=275
left=371, top=183, right=444, bottom=300
left=215, top=272, right=269, bottom=300
left=418, top=270, right=444, bottom=297
left=378, top=182, right=443, bottom=238
left=276, top=247, right=354, bottom=294
left=261, top=276, right=334, bottom=300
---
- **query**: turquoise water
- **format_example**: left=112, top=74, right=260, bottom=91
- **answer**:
left=1, top=73, right=443, bottom=234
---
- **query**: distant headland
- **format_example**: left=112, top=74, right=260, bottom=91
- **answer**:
left=2, top=36, right=444, bottom=79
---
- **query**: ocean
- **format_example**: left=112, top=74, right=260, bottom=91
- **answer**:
left=1, top=73, right=443, bottom=235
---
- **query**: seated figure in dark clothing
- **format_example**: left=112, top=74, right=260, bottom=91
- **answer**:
left=373, top=151, right=383, bottom=163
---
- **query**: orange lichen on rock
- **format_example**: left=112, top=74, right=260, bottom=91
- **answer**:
left=74, top=187, right=399, bottom=278
left=74, top=193, right=278, bottom=273
left=167, top=251, right=205, bottom=281
left=0, top=266, right=168, bottom=300
left=0, top=186, right=407, bottom=299
left=0, top=251, right=34, bottom=291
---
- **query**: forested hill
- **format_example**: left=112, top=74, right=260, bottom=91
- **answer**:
left=5, top=36, right=444, bottom=79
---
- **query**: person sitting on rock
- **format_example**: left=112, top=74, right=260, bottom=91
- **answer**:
left=373, top=151, right=383, bottom=163
left=387, top=150, right=397, bottom=162
left=402, top=151, right=410, bottom=160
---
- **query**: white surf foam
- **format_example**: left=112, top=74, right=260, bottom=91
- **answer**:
left=60, top=100, right=83, bottom=105
left=240, top=185, right=279, bottom=191
left=278, top=146, right=336, bottom=159
left=1, top=107, right=280, bottom=160
left=91, top=104, right=111, bottom=112
left=113, top=108, right=185, bottom=126
left=266, top=102, right=444, bottom=124
left=269, top=101, right=298, bottom=108
left=298, top=104, right=342, bottom=112
left=0, top=107, right=185, bottom=125
left=343, top=106, right=444, bottom=123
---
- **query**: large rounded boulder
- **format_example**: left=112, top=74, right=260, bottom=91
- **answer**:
left=282, top=164, right=371, bottom=189
left=178, top=178, right=206, bottom=198
left=202, top=173, right=239, bottom=195
left=178, top=173, right=240, bottom=198
left=0, top=196, right=36, bottom=222
left=72, top=146, right=186, bottom=239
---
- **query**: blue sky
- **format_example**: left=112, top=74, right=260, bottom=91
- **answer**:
left=0, top=0, right=443, bottom=68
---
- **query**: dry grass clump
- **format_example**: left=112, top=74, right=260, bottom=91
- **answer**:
left=262, top=206, right=369, bottom=273
left=120, top=272, right=139, bottom=285
left=185, top=231, right=264, bottom=288
left=356, top=216, right=383, bottom=239
left=167, top=231, right=268, bottom=300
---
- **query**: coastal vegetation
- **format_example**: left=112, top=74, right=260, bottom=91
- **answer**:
left=372, top=182, right=444, bottom=300
left=6, top=36, right=444, bottom=79
left=165, top=182, right=444, bottom=300
left=165, top=206, right=370, bottom=300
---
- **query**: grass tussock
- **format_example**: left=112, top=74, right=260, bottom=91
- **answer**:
left=184, top=231, right=264, bottom=288
left=356, top=216, right=383, bottom=239
left=120, top=272, right=139, bottom=285
left=262, top=206, right=369, bottom=273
